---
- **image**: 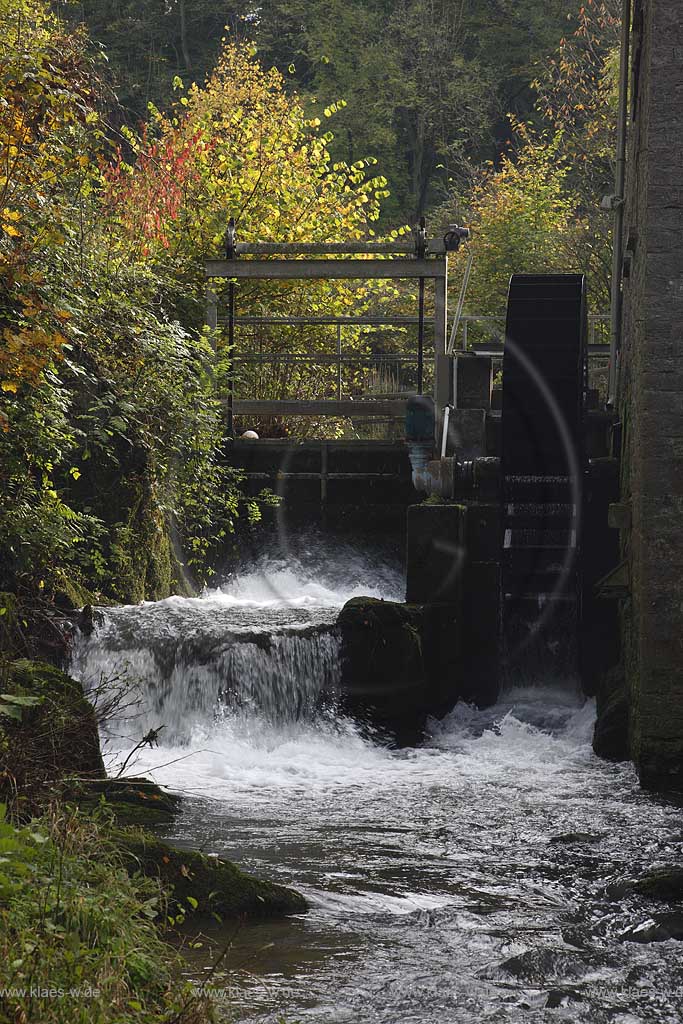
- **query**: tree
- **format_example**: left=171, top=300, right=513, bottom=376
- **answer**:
left=447, top=126, right=578, bottom=320
left=65, top=0, right=582, bottom=225
left=60, top=0, right=253, bottom=125
left=253, top=0, right=495, bottom=219
left=103, top=42, right=399, bottom=437
left=0, top=3, right=271, bottom=602
left=443, top=0, right=620, bottom=326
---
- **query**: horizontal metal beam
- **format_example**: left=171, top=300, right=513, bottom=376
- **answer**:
left=468, top=342, right=612, bottom=357
left=236, top=471, right=404, bottom=480
left=235, top=241, right=414, bottom=255
left=233, top=239, right=447, bottom=256
left=205, top=258, right=446, bottom=280
left=232, top=438, right=407, bottom=449
left=228, top=315, right=435, bottom=326
left=232, top=354, right=421, bottom=365
left=230, top=399, right=406, bottom=417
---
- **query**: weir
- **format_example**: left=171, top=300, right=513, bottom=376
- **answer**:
left=71, top=555, right=403, bottom=751
left=68, top=254, right=681, bottom=1021
left=207, top=227, right=616, bottom=725
left=69, top=552, right=683, bottom=1024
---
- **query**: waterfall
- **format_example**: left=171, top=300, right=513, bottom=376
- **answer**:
left=70, top=549, right=404, bottom=755
left=71, top=608, right=341, bottom=746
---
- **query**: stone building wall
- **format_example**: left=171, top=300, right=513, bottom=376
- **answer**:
left=619, top=0, right=683, bottom=789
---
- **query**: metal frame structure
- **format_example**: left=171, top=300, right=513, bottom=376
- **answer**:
left=205, top=234, right=450, bottom=436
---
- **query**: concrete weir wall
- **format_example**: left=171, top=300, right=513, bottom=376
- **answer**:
left=619, top=0, right=683, bottom=788
left=229, top=438, right=417, bottom=539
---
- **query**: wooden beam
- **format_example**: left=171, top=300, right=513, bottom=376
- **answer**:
left=230, top=399, right=406, bottom=417
left=205, top=258, right=446, bottom=280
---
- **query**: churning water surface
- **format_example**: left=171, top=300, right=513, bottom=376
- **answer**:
left=71, top=551, right=683, bottom=1024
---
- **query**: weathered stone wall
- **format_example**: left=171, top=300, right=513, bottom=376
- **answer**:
left=619, top=0, right=683, bottom=788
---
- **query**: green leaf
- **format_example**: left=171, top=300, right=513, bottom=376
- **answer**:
left=0, top=704, right=22, bottom=721
left=0, top=694, right=43, bottom=707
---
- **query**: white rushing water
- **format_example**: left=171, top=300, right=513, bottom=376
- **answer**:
left=71, top=551, right=683, bottom=1024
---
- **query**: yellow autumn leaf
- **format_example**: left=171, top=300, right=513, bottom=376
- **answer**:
left=1, top=381, right=19, bottom=393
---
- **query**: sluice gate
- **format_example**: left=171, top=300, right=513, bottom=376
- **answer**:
left=206, top=232, right=617, bottom=714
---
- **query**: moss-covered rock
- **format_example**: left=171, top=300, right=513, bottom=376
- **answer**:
left=107, top=471, right=178, bottom=603
left=633, top=868, right=683, bottom=902
left=69, top=443, right=193, bottom=604
left=0, top=660, right=104, bottom=812
left=118, top=828, right=308, bottom=920
left=337, top=597, right=428, bottom=745
left=52, top=572, right=99, bottom=613
left=71, top=776, right=181, bottom=826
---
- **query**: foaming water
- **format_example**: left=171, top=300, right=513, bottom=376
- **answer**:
left=154, top=688, right=683, bottom=1023
left=213, top=547, right=405, bottom=608
left=71, top=553, right=683, bottom=1023
left=71, top=547, right=402, bottom=751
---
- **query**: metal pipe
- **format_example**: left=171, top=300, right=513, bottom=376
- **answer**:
left=336, top=323, right=342, bottom=401
left=440, top=405, right=451, bottom=459
left=417, top=277, right=425, bottom=394
left=447, top=248, right=474, bottom=354
left=608, top=0, right=632, bottom=407
left=227, top=281, right=235, bottom=436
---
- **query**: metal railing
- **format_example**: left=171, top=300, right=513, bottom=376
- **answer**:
left=452, top=314, right=611, bottom=397
left=227, top=315, right=434, bottom=403
left=451, top=313, right=610, bottom=352
left=222, top=312, right=612, bottom=410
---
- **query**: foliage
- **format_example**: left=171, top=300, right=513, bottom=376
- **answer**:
left=103, top=43, right=399, bottom=437
left=444, top=0, right=620, bottom=327
left=61, top=0, right=251, bottom=125
left=448, top=126, right=579, bottom=318
left=0, top=2, right=280, bottom=607
left=0, top=803, right=212, bottom=1024
left=532, top=0, right=621, bottom=301
left=252, top=0, right=494, bottom=219
left=68, top=1, right=578, bottom=224
left=247, top=0, right=580, bottom=220
left=0, top=0, right=107, bottom=601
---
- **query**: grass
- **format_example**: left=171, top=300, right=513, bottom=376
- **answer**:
left=0, top=802, right=213, bottom=1024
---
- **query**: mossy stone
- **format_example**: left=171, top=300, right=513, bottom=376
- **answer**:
left=634, top=868, right=683, bottom=902
left=0, top=659, right=105, bottom=810
left=117, top=828, right=308, bottom=920
left=336, top=597, right=427, bottom=744
left=71, top=776, right=181, bottom=825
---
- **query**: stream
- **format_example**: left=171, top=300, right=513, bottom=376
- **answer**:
left=71, top=547, right=683, bottom=1024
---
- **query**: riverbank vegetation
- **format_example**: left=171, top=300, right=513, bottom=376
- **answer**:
left=0, top=0, right=620, bottom=616
left=1, top=0, right=622, bottom=1019
left=0, top=804, right=214, bottom=1024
